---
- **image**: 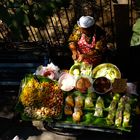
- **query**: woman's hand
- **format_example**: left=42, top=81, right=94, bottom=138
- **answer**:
left=72, top=52, right=78, bottom=60
left=77, top=54, right=84, bottom=62
left=77, top=50, right=97, bottom=62
left=69, top=42, right=78, bottom=60
left=86, top=50, right=97, bottom=56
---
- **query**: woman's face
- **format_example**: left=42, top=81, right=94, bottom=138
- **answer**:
left=80, top=25, right=95, bottom=35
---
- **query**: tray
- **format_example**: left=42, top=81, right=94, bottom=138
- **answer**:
left=44, top=114, right=138, bottom=135
left=15, top=74, right=64, bottom=121
left=43, top=91, right=139, bottom=135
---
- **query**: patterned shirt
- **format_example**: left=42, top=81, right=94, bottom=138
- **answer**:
left=68, top=24, right=106, bottom=65
left=78, top=34, right=96, bottom=54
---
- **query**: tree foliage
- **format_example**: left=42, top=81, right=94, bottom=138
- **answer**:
left=0, top=0, right=70, bottom=41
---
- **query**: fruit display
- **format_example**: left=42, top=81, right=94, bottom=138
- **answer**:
left=56, top=90, right=137, bottom=133
left=15, top=62, right=138, bottom=134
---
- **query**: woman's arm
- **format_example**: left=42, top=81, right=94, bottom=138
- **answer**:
left=68, top=24, right=82, bottom=61
left=69, top=42, right=78, bottom=60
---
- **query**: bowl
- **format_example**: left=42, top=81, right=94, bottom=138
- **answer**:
left=58, top=73, right=76, bottom=91
left=92, top=63, right=121, bottom=82
left=93, top=77, right=112, bottom=94
left=69, top=63, right=81, bottom=76
left=75, top=76, right=93, bottom=93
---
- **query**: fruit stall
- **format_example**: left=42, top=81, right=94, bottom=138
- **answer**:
left=15, top=62, right=139, bottom=135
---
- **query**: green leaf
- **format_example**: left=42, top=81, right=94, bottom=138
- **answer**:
left=93, top=118, right=107, bottom=126
left=23, top=14, right=30, bottom=26
left=82, top=113, right=94, bottom=124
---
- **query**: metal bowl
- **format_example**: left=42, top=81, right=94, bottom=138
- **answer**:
left=92, top=63, right=121, bottom=82
left=93, top=77, right=112, bottom=94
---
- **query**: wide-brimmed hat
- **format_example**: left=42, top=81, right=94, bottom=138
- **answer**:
left=77, top=16, right=95, bottom=28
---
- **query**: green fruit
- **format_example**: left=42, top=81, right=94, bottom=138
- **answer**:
left=73, top=69, right=80, bottom=75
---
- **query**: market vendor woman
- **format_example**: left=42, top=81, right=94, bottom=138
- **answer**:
left=68, top=16, right=109, bottom=67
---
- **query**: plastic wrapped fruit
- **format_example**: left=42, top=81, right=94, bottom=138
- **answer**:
left=74, top=107, right=83, bottom=116
left=84, top=96, right=94, bottom=108
left=72, top=112, right=81, bottom=122
left=64, top=104, right=73, bottom=115
left=75, top=95, right=84, bottom=108
left=65, top=95, right=74, bottom=107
